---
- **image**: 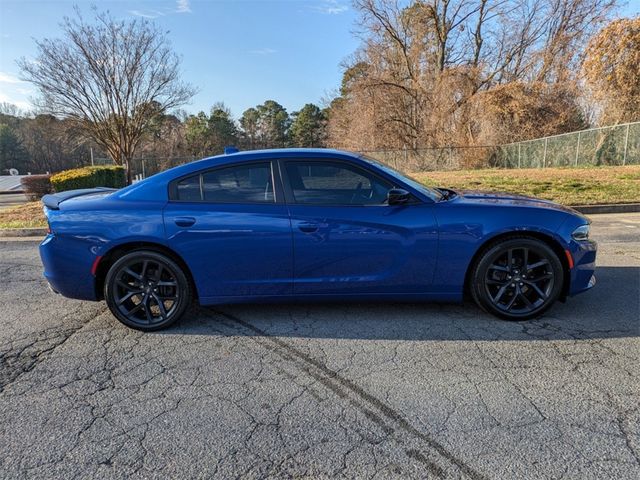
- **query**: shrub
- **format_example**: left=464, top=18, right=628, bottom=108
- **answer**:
left=20, top=174, right=52, bottom=200
left=50, top=166, right=126, bottom=192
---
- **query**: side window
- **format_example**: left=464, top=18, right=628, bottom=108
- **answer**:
left=174, top=163, right=274, bottom=203
left=176, top=174, right=201, bottom=201
left=285, top=161, right=392, bottom=205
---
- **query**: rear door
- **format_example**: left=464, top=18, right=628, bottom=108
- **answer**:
left=163, top=160, right=293, bottom=301
left=280, top=159, right=438, bottom=295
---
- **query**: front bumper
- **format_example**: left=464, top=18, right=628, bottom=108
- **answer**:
left=568, top=239, right=597, bottom=296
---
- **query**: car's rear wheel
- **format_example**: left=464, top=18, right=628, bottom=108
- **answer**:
left=470, top=237, right=564, bottom=320
left=104, top=250, right=191, bottom=331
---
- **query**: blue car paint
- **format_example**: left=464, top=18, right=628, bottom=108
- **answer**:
left=39, top=148, right=596, bottom=304
left=163, top=202, right=294, bottom=299
left=286, top=203, right=439, bottom=296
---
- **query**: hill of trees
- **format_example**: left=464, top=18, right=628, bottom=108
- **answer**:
left=0, top=99, right=328, bottom=175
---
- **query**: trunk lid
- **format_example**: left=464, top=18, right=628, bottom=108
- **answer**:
left=42, top=187, right=117, bottom=210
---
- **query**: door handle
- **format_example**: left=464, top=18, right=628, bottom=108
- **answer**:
left=174, top=216, right=196, bottom=227
left=298, top=223, right=319, bottom=233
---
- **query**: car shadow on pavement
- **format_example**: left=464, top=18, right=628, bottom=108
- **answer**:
left=168, top=266, right=639, bottom=342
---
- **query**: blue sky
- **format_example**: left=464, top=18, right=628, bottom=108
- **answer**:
left=0, top=0, right=638, bottom=119
left=0, top=0, right=358, bottom=117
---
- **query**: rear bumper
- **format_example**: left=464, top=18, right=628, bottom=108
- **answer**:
left=40, top=234, right=99, bottom=301
left=568, top=239, right=597, bottom=296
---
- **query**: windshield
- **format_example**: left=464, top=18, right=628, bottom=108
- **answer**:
left=360, top=155, right=443, bottom=202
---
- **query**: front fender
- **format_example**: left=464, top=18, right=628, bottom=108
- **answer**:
left=432, top=203, right=572, bottom=294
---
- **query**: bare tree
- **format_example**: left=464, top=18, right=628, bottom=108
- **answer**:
left=583, top=17, right=640, bottom=124
left=18, top=8, right=196, bottom=183
left=328, top=0, right=618, bottom=156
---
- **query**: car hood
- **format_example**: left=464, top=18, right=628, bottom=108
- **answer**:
left=451, top=189, right=583, bottom=216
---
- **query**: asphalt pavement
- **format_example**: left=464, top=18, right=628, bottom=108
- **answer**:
left=0, top=213, right=638, bottom=479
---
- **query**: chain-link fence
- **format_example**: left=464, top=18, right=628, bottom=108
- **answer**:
left=363, top=122, right=639, bottom=172
left=360, top=146, right=496, bottom=172
left=92, top=122, right=639, bottom=178
left=496, top=122, right=639, bottom=169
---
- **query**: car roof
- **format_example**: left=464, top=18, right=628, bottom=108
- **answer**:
left=207, top=147, right=360, bottom=161
left=176, top=148, right=364, bottom=172
left=113, top=148, right=366, bottom=201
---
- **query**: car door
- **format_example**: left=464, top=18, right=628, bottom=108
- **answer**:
left=280, top=159, right=438, bottom=295
left=163, top=160, right=293, bottom=301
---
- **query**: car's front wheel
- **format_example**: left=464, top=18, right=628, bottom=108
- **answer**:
left=104, top=250, right=192, bottom=331
left=470, top=237, right=564, bottom=320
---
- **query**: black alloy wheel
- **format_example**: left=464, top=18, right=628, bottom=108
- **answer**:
left=471, top=237, right=564, bottom=320
left=104, top=250, right=191, bottom=331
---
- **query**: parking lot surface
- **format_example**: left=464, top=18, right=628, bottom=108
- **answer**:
left=0, top=213, right=638, bottom=479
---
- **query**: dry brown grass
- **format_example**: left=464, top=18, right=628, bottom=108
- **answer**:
left=0, top=202, right=47, bottom=229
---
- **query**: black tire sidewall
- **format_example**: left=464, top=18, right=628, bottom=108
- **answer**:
left=471, top=238, right=564, bottom=320
left=104, top=250, right=191, bottom=331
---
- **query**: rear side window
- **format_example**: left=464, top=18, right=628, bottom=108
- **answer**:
left=176, top=175, right=201, bottom=201
left=173, top=163, right=274, bottom=203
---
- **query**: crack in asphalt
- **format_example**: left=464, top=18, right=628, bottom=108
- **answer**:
left=209, top=308, right=488, bottom=480
left=0, top=306, right=107, bottom=392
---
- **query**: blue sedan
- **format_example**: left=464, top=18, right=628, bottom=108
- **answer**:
left=40, top=148, right=597, bottom=331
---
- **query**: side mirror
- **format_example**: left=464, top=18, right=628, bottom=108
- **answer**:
left=387, top=188, right=410, bottom=205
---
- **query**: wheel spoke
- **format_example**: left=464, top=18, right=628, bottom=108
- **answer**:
left=127, top=300, right=145, bottom=316
left=507, top=249, right=513, bottom=268
left=505, top=291, right=518, bottom=310
left=527, top=259, right=549, bottom=271
left=140, top=260, right=149, bottom=279
left=124, top=267, right=142, bottom=281
left=528, top=273, right=553, bottom=282
left=142, top=295, right=152, bottom=323
left=117, top=279, right=139, bottom=290
left=492, top=284, right=510, bottom=303
left=525, top=281, right=548, bottom=299
left=151, top=293, right=168, bottom=320
left=154, top=265, right=164, bottom=282
left=157, top=294, right=177, bottom=300
left=156, top=280, right=177, bottom=287
left=522, top=248, right=528, bottom=270
left=489, top=264, right=509, bottom=272
left=519, top=292, right=533, bottom=308
left=117, top=290, right=143, bottom=305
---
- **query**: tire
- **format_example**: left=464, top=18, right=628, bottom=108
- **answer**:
left=104, top=250, right=192, bottom=331
left=470, top=237, right=564, bottom=320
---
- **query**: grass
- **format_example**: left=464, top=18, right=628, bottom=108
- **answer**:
left=0, top=165, right=639, bottom=229
left=413, top=165, right=640, bottom=206
left=0, top=201, right=47, bottom=229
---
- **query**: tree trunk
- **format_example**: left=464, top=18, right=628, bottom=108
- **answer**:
left=124, top=158, right=133, bottom=185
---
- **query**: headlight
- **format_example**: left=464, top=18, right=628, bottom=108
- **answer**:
left=571, top=224, right=590, bottom=241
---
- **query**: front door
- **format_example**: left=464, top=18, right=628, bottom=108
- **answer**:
left=280, top=159, right=438, bottom=295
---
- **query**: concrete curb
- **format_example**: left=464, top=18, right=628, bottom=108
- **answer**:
left=0, top=227, right=47, bottom=238
left=570, top=203, right=640, bottom=214
left=0, top=204, right=638, bottom=239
